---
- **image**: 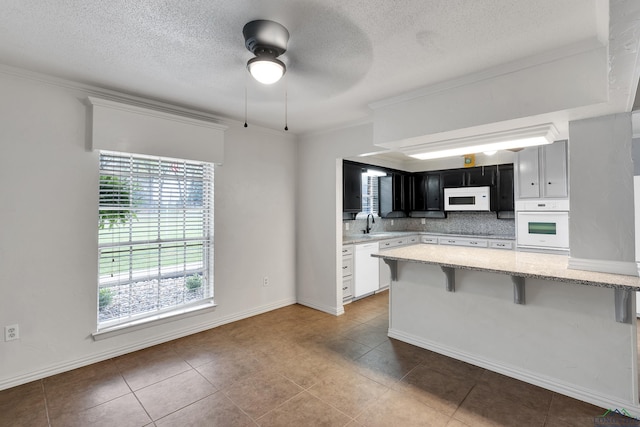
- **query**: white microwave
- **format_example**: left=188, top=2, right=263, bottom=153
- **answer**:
left=444, top=186, right=491, bottom=211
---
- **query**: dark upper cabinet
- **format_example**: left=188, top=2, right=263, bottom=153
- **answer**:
left=497, top=164, right=514, bottom=213
left=467, top=167, right=495, bottom=186
left=425, top=173, right=442, bottom=211
left=442, top=170, right=465, bottom=188
left=410, top=172, right=443, bottom=216
left=410, top=172, right=444, bottom=211
left=410, top=174, right=427, bottom=211
left=343, top=161, right=362, bottom=213
left=443, top=167, right=495, bottom=187
left=379, top=173, right=408, bottom=218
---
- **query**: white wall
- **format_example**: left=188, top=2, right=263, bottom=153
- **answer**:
left=389, top=262, right=638, bottom=411
left=0, top=71, right=297, bottom=390
left=296, top=124, right=380, bottom=315
left=568, top=113, right=635, bottom=269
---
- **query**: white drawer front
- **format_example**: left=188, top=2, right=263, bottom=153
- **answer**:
left=420, top=236, right=438, bottom=244
left=379, top=238, right=408, bottom=249
left=439, top=237, right=488, bottom=248
left=342, top=277, right=353, bottom=298
left=342, top=256, right=353, bottom=277
left=489, top=241, right=513, bottom=250
left=342, top=245, right=354, bottom=256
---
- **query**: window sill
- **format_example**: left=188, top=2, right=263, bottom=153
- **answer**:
left=92, top=300, right=216, bottom=341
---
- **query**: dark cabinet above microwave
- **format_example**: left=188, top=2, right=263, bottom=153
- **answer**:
left=442, top=167, right=495, bottom=188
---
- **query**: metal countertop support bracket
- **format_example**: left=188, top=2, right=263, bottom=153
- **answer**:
left=511, top=276, right=525, bottom=305
left=380, top=258, right=633, bottom=324
left=384, top=259, right=398, bottom=282
left=615, top=289, right=632, bottom=324
left=441, top=266, right=455, bottom=292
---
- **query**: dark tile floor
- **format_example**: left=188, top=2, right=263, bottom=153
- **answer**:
left=0, top=291, right=626, bottom=426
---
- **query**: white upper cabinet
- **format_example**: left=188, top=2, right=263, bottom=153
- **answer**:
left=516, top=141, right=568, bottom=199
left=541, top=141, right=568, bottom=198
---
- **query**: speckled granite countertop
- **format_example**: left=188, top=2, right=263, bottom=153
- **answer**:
left=343, top=231, right=515, bottom=245
left=371, top=244, right=640, bottom=291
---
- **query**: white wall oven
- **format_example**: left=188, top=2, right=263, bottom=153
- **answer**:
left=516, top=200, right=569, bottom=251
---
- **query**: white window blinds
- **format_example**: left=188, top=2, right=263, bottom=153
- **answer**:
left=361, top=174, right=380, bottom=216
left=98, top=151, right=214, bottom=329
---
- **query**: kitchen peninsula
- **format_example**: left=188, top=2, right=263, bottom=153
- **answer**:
left=373, top=244, right=640, bottom=414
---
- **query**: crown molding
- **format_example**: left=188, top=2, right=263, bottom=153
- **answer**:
left=0, top=63, right=233, bottom=126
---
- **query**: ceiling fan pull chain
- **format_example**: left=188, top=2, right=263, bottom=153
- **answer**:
left=244, top=80, right=248, bottom=128
left=284, top=80, right=288, bottom=131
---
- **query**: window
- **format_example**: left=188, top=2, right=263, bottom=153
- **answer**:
left=360, top=169, right=386, bottom=216
left=97, top=151, right=214, bottom=330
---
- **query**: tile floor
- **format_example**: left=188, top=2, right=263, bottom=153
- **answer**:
left=0, top=291, right=628, bottom=426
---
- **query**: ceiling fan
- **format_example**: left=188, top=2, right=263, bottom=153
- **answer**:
left=237, top=11, right=371, bottom=131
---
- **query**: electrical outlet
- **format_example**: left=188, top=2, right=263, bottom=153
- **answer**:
left=345, top=223, right=349, bottom=231
left=263, top=276, right=269, bottom=287
left=391, top=220, right=394, bottom=225
left=421, top=218, right=426, bottom=225
left=5, top=324, right=19, bottom=341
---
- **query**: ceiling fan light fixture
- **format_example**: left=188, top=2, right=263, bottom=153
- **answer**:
left=247, top=55, right=286, bottom=85
left=243, top=20, right=289, bottom=85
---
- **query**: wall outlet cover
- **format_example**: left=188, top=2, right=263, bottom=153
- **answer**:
left=5, top=324, right=19, bottom=341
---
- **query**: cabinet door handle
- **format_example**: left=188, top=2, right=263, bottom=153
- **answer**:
left=470, top=241, right=477, bottom=245
left=531, top=182, right=535, bottom=185
left=342, top=286, right=348, bottom=290
left=342, top=266, right=348, bottom=269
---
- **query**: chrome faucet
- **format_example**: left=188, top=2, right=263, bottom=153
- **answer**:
left=365, top=214, right=375, bottom=234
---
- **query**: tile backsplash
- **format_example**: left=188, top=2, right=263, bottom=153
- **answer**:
left=344, top=212, right=515, bottom=237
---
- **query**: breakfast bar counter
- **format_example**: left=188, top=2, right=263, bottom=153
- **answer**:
left=372, top=244, right=640, bottom=416
left=372, top=244, right=640, bottom=291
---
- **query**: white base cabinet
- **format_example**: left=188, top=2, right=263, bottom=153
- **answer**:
left=341, top=245, right=353, bottom=299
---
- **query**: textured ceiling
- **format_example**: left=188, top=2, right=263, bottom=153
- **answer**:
left=0, top=0, right=604, bottom=133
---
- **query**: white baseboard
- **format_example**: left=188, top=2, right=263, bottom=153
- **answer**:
left=297, top=298, right=344, bottom=316
left=568, top=257, right=638, bottom=276
left=0, top=297, right=296, bottom=391
left=388, top=328, right=640, bottom=418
